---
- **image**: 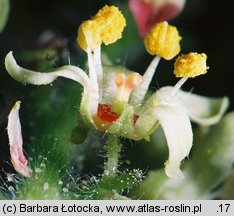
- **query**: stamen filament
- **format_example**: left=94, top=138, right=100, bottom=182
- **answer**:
left=130, top=56, right=160, bottom=106
left=87, top=48, right=99, bottom=112
left=172, top=77, right=188, bottom=95
left=93, top=47, right=103, bottom=100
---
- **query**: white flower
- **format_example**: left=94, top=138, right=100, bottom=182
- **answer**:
left=142, top=85, right=228, bottom=179
left=4, top=7, right=229, bottom=179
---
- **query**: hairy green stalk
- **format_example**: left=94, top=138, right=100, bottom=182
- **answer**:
left=103, top=135, right=121, bottom=177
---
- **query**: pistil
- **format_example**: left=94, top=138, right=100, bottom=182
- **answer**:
left=112, top=72, right=143, bottom=114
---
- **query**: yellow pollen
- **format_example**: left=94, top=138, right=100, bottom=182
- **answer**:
left=77, top=5, right=126, bottom=51
left=144, top=21, right=181, bottom=60
left=93, top=5, right=126, bottom=45
left=174, top=52, right=209, bottom=78
left=77, top=20, right=101, bottom=51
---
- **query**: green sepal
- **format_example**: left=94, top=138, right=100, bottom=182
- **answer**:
left=133, top=109, right=159, bottom=140
left=108, top=104, right=134, bottom=138
left=80, top=90, right=97, bottom=128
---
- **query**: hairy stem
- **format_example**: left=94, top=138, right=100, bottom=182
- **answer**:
left=103, top=135, right=121, bottom=177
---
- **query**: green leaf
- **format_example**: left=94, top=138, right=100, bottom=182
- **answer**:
left=130, top=170, right=167, bottom=199
left=16, top=155, right=64, bottom=200
left=73, top=169, right=143, bottom=200
left=187, top=112, right=234, bottom=196
left=0, top=0, right=10, bottom=33
left=0, top=191, right=6, bottom=200
left=219, top=169, right=234, bottom=199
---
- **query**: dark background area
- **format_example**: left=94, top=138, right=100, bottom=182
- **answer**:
left=0, top=0, right=234, bottom=190
left=1, top=0, right=233, bottom=105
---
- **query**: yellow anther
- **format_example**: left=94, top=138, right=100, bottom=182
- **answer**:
left=77, top=20, right=101, bottom=51
left=92, top=5, right=126, bottom=45
left=174, top=53, right=209, bottom=78
left=77, top=5, right=126, bottom=51
left=112, top=72, right=143, bottom=114
left=152, top=99, right=159, bottom=108
left=144, top=21, right=181, bottom=60
left=93, top=5, right=126, bottom=45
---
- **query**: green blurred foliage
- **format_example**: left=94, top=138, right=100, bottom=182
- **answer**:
left=0, top=0, right=9, bottom=33
left=131, top=112, right=234, bottom=199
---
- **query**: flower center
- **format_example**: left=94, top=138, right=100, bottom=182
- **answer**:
left=92, top=103, right=139, bottom=131
left=112, top=72, right=143, bottom=114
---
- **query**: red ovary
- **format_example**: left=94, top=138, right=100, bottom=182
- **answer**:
left=97, top=104, right=139, bottom=124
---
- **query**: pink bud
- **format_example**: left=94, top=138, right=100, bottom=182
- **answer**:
left=129, top=0, right=185, bottom=37
left=7, top=101, right=32, bottom=177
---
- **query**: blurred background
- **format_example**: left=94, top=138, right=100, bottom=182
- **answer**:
left=0, top=0, right=234, bottom=195
left=1, top=0, right=233, bottom=96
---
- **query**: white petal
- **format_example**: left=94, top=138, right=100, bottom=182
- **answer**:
left=153, top=105, right=193, bottom=179
left=7, top=101, right=32, bottom=177
left=5, top=52, right=89, bottom=86
left=5, top=51, right=98, bottom=116
left=177, top=90, right=229, bottom=126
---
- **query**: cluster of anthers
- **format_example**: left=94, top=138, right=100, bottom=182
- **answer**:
left=5, top=5, right=228, bottom=179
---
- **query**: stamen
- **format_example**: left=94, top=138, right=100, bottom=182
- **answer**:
left=76, top=5, right=127, bottom=103
left=77, top=20, right=101, bottom=52
left=77, top=5, right=126, bottom=51
left=130, top=56, right=160, bottom=106
left=172, top=77, right=188, bottom=95
left=112, top=72, right=143, bottom=114
left=87, top=48, right=99, bottom=111
left=172, top=53, right=209, bottom=95
left=144, top=21, right=181, bottom=60
left=93, top=47, right=104, bottom=99
left=93, top=5, right=126, bottom=45
left=174, top=52, right=209, bottom=78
